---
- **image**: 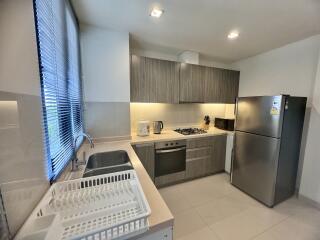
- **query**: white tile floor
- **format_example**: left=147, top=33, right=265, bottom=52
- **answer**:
left=159, top=173, right=320, bottom=240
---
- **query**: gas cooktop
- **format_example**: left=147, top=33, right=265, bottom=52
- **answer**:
left=174, top=128, right=207, bottom=135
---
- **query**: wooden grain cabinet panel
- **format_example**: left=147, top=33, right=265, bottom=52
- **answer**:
left=187, top=137, right=212, bottom=149
left=132, top=143, right=155, bottom=181
left=155, top=171, right=185, bottom=188
left=204, top=68, right=240, bottom=104
left=186, top=135, right=227, bottom=178
left=130, top=55, right=149, bottom=102
left=219, top=69, right=240, bottom=104
left=147, top=57, right=180, bottom=103
left=186, top=157, right=209, bottom=179
left=130, top=55, right=180, bottom=103
left=179, top=63, right=205, bottom=103
left=209, top=135, right=227, bottom=173
left=186, top=147, right=211, bottom=159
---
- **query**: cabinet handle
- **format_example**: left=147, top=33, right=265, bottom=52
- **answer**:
left=156, top=147, right=186, bottom=154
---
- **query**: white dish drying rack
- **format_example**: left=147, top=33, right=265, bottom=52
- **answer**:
left=15, top=170, right=151, bottom=240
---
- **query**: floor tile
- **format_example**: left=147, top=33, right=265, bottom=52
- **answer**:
left=173, top=208, right=207, bottom=239
left=253, top=218, right=320, bottom=240
left=159, top=187, right=193, bottom=215
left=195, top=195, right=250, bottom=225
left=209, top=206, right=288, bottom=240
left=176, top=226, right=220, bottom=240
left=225, top=186, right=264, bottom=208
left=159, top=173, right=320, bottom=240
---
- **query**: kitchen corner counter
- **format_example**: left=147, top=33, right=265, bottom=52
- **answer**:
left=131, top=127, right=233, bottom=144
left=69, top=140, right=174, bottom=234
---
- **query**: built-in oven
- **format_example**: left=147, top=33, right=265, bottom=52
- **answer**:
left=155, top=140, right=186, bottom=177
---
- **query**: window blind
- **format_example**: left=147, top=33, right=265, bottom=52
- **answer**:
left=33, top=0, right=83, bottom=181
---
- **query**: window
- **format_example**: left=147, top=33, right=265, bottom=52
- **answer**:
left=33, top=0, right=83, bottom=181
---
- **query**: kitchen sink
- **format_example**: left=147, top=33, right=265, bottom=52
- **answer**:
left=83, top=150, right=133, bottom=178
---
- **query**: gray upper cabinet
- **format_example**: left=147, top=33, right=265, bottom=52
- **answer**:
left=220, top=69, right=240, bottom=104
left=130, top=55, right=149, bottom=102
left=179, top=63, right=205, bottom=103
left=130, top=55, right=239, bottom=104
left=130, top=55, right=180, bottom=103
left=204, top=67, right=240, bottom=104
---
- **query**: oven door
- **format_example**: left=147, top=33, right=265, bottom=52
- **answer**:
left=155, top=146, right=186, bottom=177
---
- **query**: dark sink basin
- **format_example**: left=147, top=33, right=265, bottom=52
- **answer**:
left=83, top=150, right=133, bottom=178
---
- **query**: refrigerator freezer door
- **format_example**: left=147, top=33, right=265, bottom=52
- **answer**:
left=235, top=96, right=285, bottom=138
left=231, top=131, right=280, bottom=207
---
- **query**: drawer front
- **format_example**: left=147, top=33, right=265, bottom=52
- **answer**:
left=155, top=171, right=186, bottom=188
left=186, top=157, right=210, bottom=179
left=187, top=137, right=213, bottom=149
left=186, top=146, right=211, bottom=159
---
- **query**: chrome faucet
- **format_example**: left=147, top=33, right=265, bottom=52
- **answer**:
left=71, top=132, right=94, bottom=171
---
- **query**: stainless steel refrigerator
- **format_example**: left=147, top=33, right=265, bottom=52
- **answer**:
left=231, top=95, right=307, bottom=207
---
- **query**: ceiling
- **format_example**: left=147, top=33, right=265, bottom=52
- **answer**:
left=71, top=0, right=320, bottom=63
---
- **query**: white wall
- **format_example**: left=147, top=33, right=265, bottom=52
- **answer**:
left=0, top=0, right=49, bottom=236
left=0, top=0, right=41, bottom=96
left=233, top=35, right=320, bottom=105
left=232, top=34, right=320, bottom=204
left=80, top=24, right=131, bottom=139
left=299, top=49, right=320, bottom=205
left=80, top=24, right=130, bottom=102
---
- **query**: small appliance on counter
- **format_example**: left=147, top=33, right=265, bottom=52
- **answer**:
left=153, top=121, right=164, bottom=134
left=137, top=120, right=150, bottom=136
left=214, top=117, right=235, bottom=131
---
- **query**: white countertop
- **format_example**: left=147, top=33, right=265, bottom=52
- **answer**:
left=131, top=127, right=234, bottom=144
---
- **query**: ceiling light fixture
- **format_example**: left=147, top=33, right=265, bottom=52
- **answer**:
left=228, top=31, right=239, bottom=39
left=150, top=8, right=163, bottom=18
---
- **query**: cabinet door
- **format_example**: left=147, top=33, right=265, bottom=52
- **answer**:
left=205, top=68, right=240, bottom=104
left=130, top=55, right=149, bottom=102
left=220, top=69, right=240, bottom=104
left=186, top=157, right=208, bottom=179
left=147, top=58, right=180, bottom=104
left=204, top=67, right=221, bottom=103
left=209, top=135, right=227, bottom=173
left=179, top=63, right=205, bottom=103
left=132, top=143, right=155, bottom=180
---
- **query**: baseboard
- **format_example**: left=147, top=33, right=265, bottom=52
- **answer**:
left=298, top=194, right=320, bottom=210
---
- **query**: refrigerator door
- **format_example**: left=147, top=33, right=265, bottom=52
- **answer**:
left=235, top=96, right=285, bottom=138
left=231, top=131, right=280, bottom=207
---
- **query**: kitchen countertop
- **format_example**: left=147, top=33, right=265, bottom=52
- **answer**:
left=131, top=127, right=234, bottom=144
left=67, top=140, right=174, bottom=234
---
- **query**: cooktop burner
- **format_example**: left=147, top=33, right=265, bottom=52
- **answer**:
left=174, top=128, right=207, bottom=135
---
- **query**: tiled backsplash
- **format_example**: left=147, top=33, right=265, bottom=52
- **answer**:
left=130, top=103, right=235, bottom=132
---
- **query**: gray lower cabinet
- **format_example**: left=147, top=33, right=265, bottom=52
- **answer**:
left=132, top=143, right=155, bottom=181
left=130, top=55, right=180, bottom=103
left=132, top=135, right=227, bottom=186
left=154, top=171, right=186, bottom=188
left=186, top=135, right=227, bottom=180
left=210, top=135, right=227, bottom=173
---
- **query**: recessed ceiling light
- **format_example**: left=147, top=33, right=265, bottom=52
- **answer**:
left=150, top=8, right=164, bottom=18
left=228, top=31, right=239, bottom=39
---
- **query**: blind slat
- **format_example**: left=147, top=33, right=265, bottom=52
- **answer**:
left=34, top=0, right=84, bottom=181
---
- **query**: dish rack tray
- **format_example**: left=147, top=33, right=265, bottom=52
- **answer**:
left=16, top=170, right=151, bottom=240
